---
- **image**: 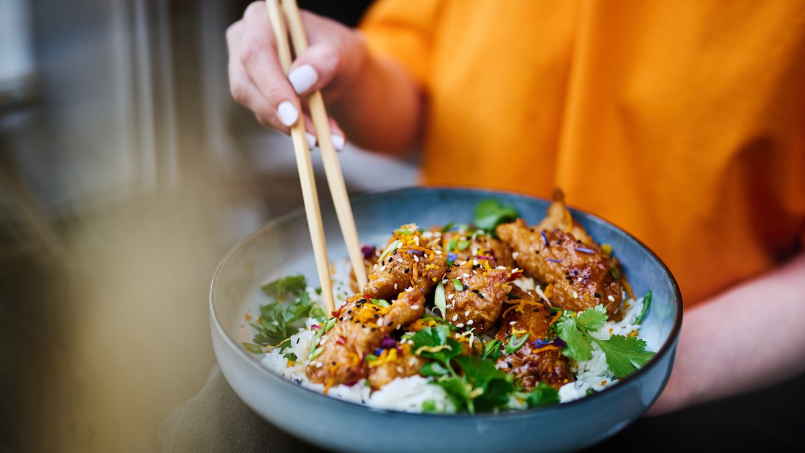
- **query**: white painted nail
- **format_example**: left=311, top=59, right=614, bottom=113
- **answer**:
left=306, top=132, right=317, bottom=149
left=288, top=64, right=318, bottom=94
left=277, top=101, right=299, bottom=126
left=331, top=134, right=346, bottom=151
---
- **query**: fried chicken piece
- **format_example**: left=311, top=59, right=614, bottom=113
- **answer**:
left=364, top=225, right=447, bottom=300
left=535, top=188, right=595, bottom=246
left=497, top=219, right=623, bottom=318
left=367, top=343, right=427, bottom=390
left=306, top=291, right=425, bottom=387
left=495, top=297, right=574, bottom=390
left=438, top=230, right=516, bottom=268
left=442, top=261, right=516, bottom=334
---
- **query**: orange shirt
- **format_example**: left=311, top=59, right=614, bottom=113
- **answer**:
left=361, top=0, right=805, bottom=307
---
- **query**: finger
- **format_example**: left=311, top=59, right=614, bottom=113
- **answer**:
left=227, top=20, right=291, bottom=133
left=239, top=1, right=301, bottom=128
left=286, top=12, right=344, bottom=95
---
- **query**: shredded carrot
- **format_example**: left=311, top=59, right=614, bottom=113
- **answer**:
left=244, top=313, right=252, bottom=321
left=544, top=284, right=554, bottom=299
left=621, top=277, right=636, bottom=300
left=531, top=345, right=560, bottom=354
left=548, top=310, right=563, bottom=329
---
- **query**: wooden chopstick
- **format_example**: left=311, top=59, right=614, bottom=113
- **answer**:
left=279, top=0, right=368, bottom=292
left=266, top=0, right=335, bottom=315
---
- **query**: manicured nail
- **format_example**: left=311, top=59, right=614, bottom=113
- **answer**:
left=331, top=134, right=346, bottom=151
left=277, top=101, right=299, bottom=126
left=306, top=132, right=317, bottom=149
left=288, top=64, right=318, bottom=94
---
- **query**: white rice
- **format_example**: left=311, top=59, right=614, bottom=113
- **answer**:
left=259, top=278, right=651, bottom=411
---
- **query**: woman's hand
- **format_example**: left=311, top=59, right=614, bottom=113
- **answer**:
left=226, top=2, right=424, bottom=153
left=226, top=2, right=367, bottom=147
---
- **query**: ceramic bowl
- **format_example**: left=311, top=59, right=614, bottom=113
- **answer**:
left=210, top=187, right=682, bottom=453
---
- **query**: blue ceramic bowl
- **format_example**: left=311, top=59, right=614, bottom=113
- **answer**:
left=210, top=187, right=682, bottom=453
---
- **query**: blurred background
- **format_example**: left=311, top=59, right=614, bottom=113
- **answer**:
left=0, top=0, right=406, bottom=451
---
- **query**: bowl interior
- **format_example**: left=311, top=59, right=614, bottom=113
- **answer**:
left=212, top=187, right=681, bottom=407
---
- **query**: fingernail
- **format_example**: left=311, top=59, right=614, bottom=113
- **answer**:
left=288, top=64, right=318, bottom=94
left=277, top=101, right=299, bottom=126
left=306, top=132, right=317, bottom=149
left=331, top=134, right=346, bottom=151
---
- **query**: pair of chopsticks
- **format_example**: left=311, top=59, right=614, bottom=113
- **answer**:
left=266, top=0, right=367, bottom=315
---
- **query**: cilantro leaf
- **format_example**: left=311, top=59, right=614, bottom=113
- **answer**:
left=576, top=305, right=607, bottom=332
left=555, top=315, right=594, bottom=361
left=454, top=356, right=515, bottom=412
left=473, top=199, right=519, bottom=235
left=422, top=399, right=439, bottom=413
left=436, top=377, right=473, bottom=413
left=251, top=291, right=316, bottom=347
left=410, top=325, right=463, bottom=364
left=481, top=339, right=503, bottom=360
left=420, top=362, right=450, bottom=377
left=589, top=334, right=655, bottom=377
left=283, top=352, right=298, bottom=362
left=525, top=382, right=559, bottom=408
left=260, top=274, right=306, bottom=300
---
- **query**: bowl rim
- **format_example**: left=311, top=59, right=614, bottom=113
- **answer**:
left=210, top=186, right=683, bottom=420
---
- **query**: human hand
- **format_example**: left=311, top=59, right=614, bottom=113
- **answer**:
left=226, top=1, right=369, bottom=149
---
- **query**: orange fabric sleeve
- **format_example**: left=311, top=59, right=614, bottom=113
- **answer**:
left=359, top=0, right=443, bottom=89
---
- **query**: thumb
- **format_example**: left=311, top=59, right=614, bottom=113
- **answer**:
left=287, top=42, right=342, bottom=95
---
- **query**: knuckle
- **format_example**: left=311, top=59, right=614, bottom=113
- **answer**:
left=229, top=82, right=247, bottom=104
left=243, top=1, right=265, bottom=20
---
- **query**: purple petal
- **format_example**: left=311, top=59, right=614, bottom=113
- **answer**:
left=380, top=336, right=398, bottom=349
left=575, top=247, right=595, bottom=254
left=406, top=250, right=424, bottom=255
left=552, top=337, right=567, bottom=348
left=361, top=245, right=375, bottom=259
left=541, top=231, right=550, bottom=247
left=546, top=258, right=562, bottom=263
left=447, top=252, right=457, bottom=261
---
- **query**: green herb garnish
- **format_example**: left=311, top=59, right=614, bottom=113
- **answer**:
left=481, top=339, right=503, bottom=360
left=378, top=240, right=402, bottom=261
left=445, top=238, right=457, bottom=253
left=433, top=282, right=446, bottom=318
left=251, top=280, right=316, bottom=347
left=457, top=240, right=471, bottom=251
left=283, top=352, right=298, bottom=362
left=370, top=298, right=390, bottom=308
left=453, top=279, right=464, bottom=291
left=260, top=274, right=306, bottom=300
left=636, top=290, right=652, bottom=325
left=555, top=305, right=655, bottom=377
left=441, top=222, right=454, bottom=233
left=505, top=332, right=530, bottom=354
left=422, top=399, right=439, bottom=413
left=473, top=199, right=519, bottom=236
left=524, top=382, right=560, bottom=408
left=610, top=267, right=620, bottom=281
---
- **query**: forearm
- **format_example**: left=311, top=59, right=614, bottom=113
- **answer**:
left=648, top=251, right=805, bottom=415
left=326, top=34, right=424, bottom=154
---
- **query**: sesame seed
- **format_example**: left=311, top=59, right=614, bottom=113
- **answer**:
left=510, top=321, right=516, bottom=325
left=456, top=323, right=465, bottom=328
left=452, top=314, right=458, bottom=321
left=411, top=305, right=419, bottom=310
left=465, top=310, right=470, bottom=316
left=608, top=295, right=615, bottom=302
left=467, top=320, right=474, bottom=325
left=573, top=291, right=578, bottom=298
